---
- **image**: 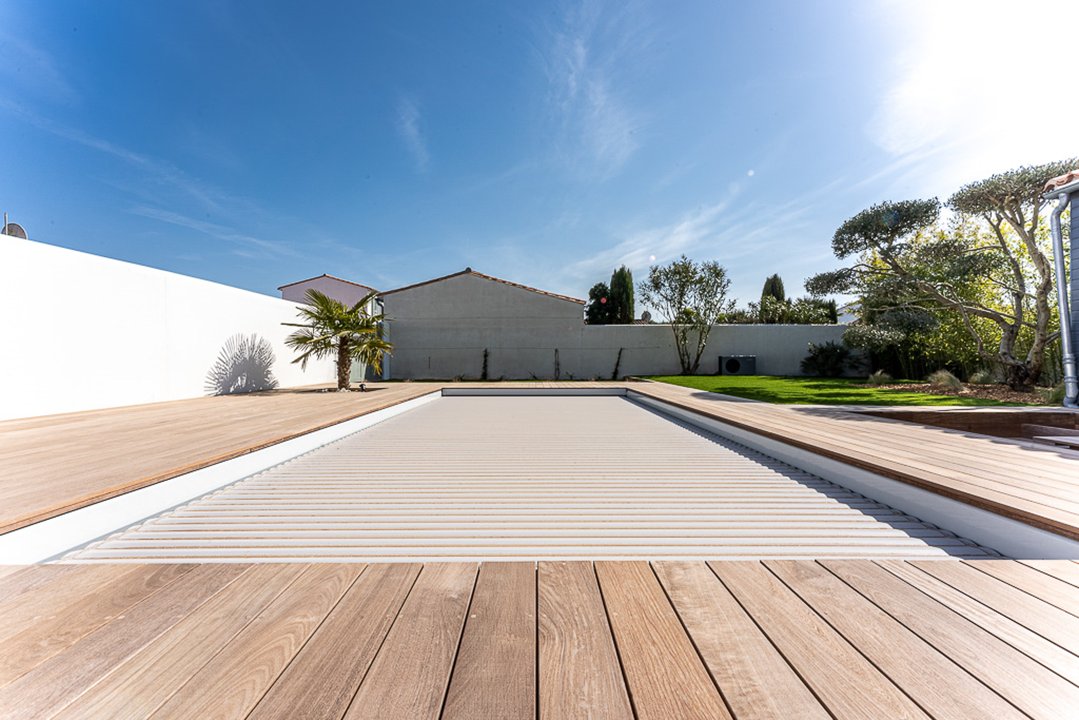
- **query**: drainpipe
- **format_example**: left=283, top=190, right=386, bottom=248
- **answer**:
left=1045, top=179, right=1079, bottom=408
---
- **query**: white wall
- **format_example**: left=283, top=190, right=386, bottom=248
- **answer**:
left=0, top=234, right=336, bottom=420
left=382, top=273, right=849, bottom=379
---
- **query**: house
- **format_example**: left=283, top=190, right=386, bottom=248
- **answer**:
left=378, top=268, right=585, bottom=379
left=278, top=274, right=377, bottom=307
left=278, top=273, right=381, bottom=383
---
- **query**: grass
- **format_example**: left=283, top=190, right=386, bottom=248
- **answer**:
left=646, top=375, right=1015, bottom=406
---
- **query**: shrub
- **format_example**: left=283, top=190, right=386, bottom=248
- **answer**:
left=1040, top=383, right=1065, bottom=404
left=928, top=369, right=963, bottom=391
left=866, top=369, right=893, bottom=385
left=801, top=341, right=854, bottom=377
left=968, top=369, right=994, bottom=384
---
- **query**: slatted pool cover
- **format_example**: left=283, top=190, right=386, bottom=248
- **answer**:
left=63, top=396, right=996, bottom=561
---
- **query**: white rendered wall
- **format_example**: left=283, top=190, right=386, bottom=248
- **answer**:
left=0, top=233, right=335, bottom=420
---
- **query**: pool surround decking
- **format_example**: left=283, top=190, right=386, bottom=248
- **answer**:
left=0, top=380, right=1077, bottom=544
left=1, top=559, right=1078, bottom=719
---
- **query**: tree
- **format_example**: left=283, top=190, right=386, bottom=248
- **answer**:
left=761, top=274, right=786, bottom=303
left=585, top=282, right=614, bottom=324
left=609, top=266, right=635, bottom=323
left=638, top=255, right=733, bottom=374
left=283, top=289, right=392, bottom=390
left=807, top=159, right=1075, bottom=388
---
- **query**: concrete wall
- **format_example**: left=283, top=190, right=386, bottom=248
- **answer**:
left=0, top=233, right=335, bottom=420
left=382, top=272, right=847, bottom=379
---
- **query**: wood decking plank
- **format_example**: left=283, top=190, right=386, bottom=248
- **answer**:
left=0, top=563, right=195, bottom=687
left=0, top=563, right=112, bottom=609
left=0, top=564, right=134, bottom=642
left=654, top=561, right=829, bottom=720
left=0, top=563, right=248, bottom=720
left=49, top=564, right=303, bottom=720
left=824, top=560, right=1079, bottom=720
left=442, top=562, right=536, bottom=720
left=911, top=560, right=1079, bottom=655
left=965, top=559, right=1079, bottom=617
left=631, top=384, right=1079, bottom=537
left=594, top=561, right=731, bottom=720
left=766, top=560, right=1024, bottom=720
left=709, top=561, right=927, bottom=720
left=0, top=384, right=438, bottom=533
left=1020, top=559, right=1079, bottom=589
left=343, top=563, right=477, bottom=720
left=537, top=561, right=632, bottom=720
left=0, top=567, right=23, bottom=582
left=248, top=563, right=421, bottom=720
left=147, top=564, right=363, bottom=720
left=876, top=560, right=1079, bottom=686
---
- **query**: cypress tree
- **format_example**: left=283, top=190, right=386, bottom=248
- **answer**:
left=761, top=274, right=786, bottom=303
left=609, top=266, right=635, bottom=324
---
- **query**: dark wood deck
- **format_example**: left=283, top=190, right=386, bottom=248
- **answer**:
left=1, top=559, right=1077, bottom=719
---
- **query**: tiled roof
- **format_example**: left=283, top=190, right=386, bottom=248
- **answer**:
left=380, top=268, right=586, bottom=305
left=277, top=274, right=377, bottom=292
left=1044, top=170, right=1079, bottom=193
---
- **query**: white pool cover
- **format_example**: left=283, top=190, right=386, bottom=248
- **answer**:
left=62, top=396, right=996, bottom=562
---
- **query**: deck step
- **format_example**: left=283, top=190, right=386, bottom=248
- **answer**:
left=1032, top=435, right=1079, bottom=450
left=1021, top=423, right=1078, bottom=438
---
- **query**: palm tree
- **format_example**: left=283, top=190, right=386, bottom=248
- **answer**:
left=283, top=289, right=392, bottom=390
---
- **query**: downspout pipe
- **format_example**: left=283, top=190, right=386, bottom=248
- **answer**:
left=1046, top=182, right=1079, bottom=408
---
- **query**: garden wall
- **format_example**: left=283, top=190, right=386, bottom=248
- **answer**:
left=386, top=318, right=848, bottom=380
left=0, top=233, right=335, bottom=420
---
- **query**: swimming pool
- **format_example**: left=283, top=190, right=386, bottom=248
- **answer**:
left=59, top=395, right=997, bottom=562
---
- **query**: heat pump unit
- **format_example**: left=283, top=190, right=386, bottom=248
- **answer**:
left=718, top=355, right=756, bottom=375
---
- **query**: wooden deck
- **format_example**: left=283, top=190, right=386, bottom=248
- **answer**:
left=1, top=559, right=1078, bottom=719
left=0, top=383, right=440, bottom=533
left=1, top=380, right=1077, bottom=545
left=629, top=382, right=1079, bottom=540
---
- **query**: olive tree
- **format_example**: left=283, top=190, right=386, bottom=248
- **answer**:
left=807, top=158, right=1075, bottom=388
left=638, top=255, right=733, bottom=374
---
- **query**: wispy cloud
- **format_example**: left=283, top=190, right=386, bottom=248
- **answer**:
left=129, top=206, right=299, bottom=258
left=0, top=28, right=78, bottom=104
left=0, top=99, right=227, bottom=213
left=558, top=174, right=850, bottom=305
left=543, top=1, right=647, bottom=178
left=396, top=95, right=430, bottom=173
left=564, top=183, right=742, bottom=284
left=867, top=0, right=1079, bottom=195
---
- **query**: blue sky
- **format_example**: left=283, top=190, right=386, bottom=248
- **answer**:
left=1, top=1, right=1075, bottom=307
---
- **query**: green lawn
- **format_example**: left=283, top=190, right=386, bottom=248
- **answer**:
left=646, top=375, right=1014, bottom=406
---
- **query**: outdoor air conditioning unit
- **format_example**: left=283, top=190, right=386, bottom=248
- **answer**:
left=718, top=355, right=756, bottom=375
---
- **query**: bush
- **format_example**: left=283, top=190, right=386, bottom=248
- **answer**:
left=968, top=369, right=994, bottom=384
left=928, top=369, right=963, bottom=391
left=801, top=341, right=855, bottom=377
left=866, top=369, right=893, bottom=385
left=1040, top=383, right=1065, bottom=404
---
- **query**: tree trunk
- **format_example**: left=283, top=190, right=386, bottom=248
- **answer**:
left=337, top=343, right=351, bottom=391
left=671, top=324, right=692, bottom=374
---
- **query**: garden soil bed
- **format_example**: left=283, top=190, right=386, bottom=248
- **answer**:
left=876, top=383, right=1049, bottom=405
